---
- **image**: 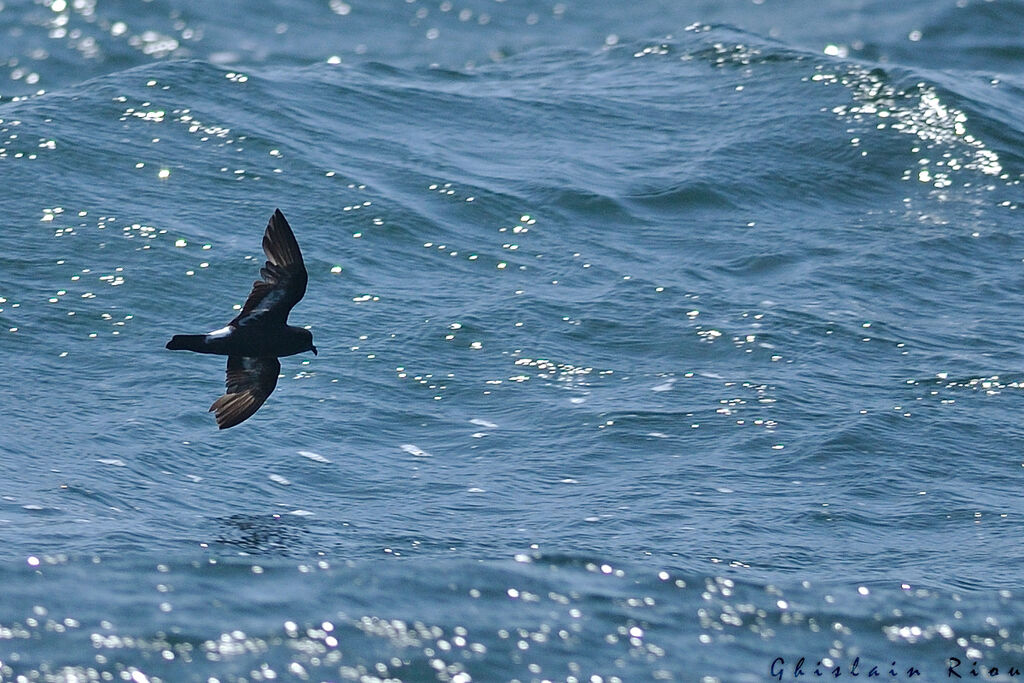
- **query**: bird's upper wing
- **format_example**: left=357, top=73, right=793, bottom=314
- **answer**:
left=230, top=209, right=309, bottom=328
left=209, top=356, right=281, bottom=429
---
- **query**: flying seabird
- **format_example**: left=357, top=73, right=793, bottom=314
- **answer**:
left=166, top=209, right=317, bottom=428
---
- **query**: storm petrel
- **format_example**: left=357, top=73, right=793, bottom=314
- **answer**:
left=166, top=209, right=317, bottom=428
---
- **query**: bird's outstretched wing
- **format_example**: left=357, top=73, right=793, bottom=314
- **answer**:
left=209, top=356, right=281, bottom=429
left=231, top=209, right=309, bottom=328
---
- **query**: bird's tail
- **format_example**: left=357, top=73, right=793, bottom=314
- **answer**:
left=166, top=334, right=207, bottom=352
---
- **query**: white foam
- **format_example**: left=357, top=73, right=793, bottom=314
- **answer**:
left=297, top=450, right=331, bottom=463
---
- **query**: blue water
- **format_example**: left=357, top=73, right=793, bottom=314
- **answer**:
left=4, top=1, right=1024, bottom=681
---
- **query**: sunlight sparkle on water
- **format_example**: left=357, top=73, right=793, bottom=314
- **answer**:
left=822, top=66, right=1005, bottom=189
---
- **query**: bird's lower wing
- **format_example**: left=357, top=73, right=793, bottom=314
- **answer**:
left=209, top=356, right=281, bottom=429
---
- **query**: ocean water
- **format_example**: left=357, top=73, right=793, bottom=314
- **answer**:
left=3, top=0, right=1024, bottom=681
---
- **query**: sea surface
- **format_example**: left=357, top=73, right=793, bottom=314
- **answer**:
left=3, top=1, right=1024, bottom=681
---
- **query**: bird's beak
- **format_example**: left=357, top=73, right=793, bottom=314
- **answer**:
left=312, top=346, right=318, bottom=356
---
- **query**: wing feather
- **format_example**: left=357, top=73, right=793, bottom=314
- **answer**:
left=209, top=356, right=281, bottom=429
left=230, top=209, right=309, bottom=327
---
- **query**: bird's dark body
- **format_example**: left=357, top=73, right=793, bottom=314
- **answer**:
left=167, top=326, right=312, bottom=358
left=165, top=209, right=317, bottom=429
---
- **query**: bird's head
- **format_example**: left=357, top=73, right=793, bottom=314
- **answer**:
left=299, top=327, right=317, bottom=355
